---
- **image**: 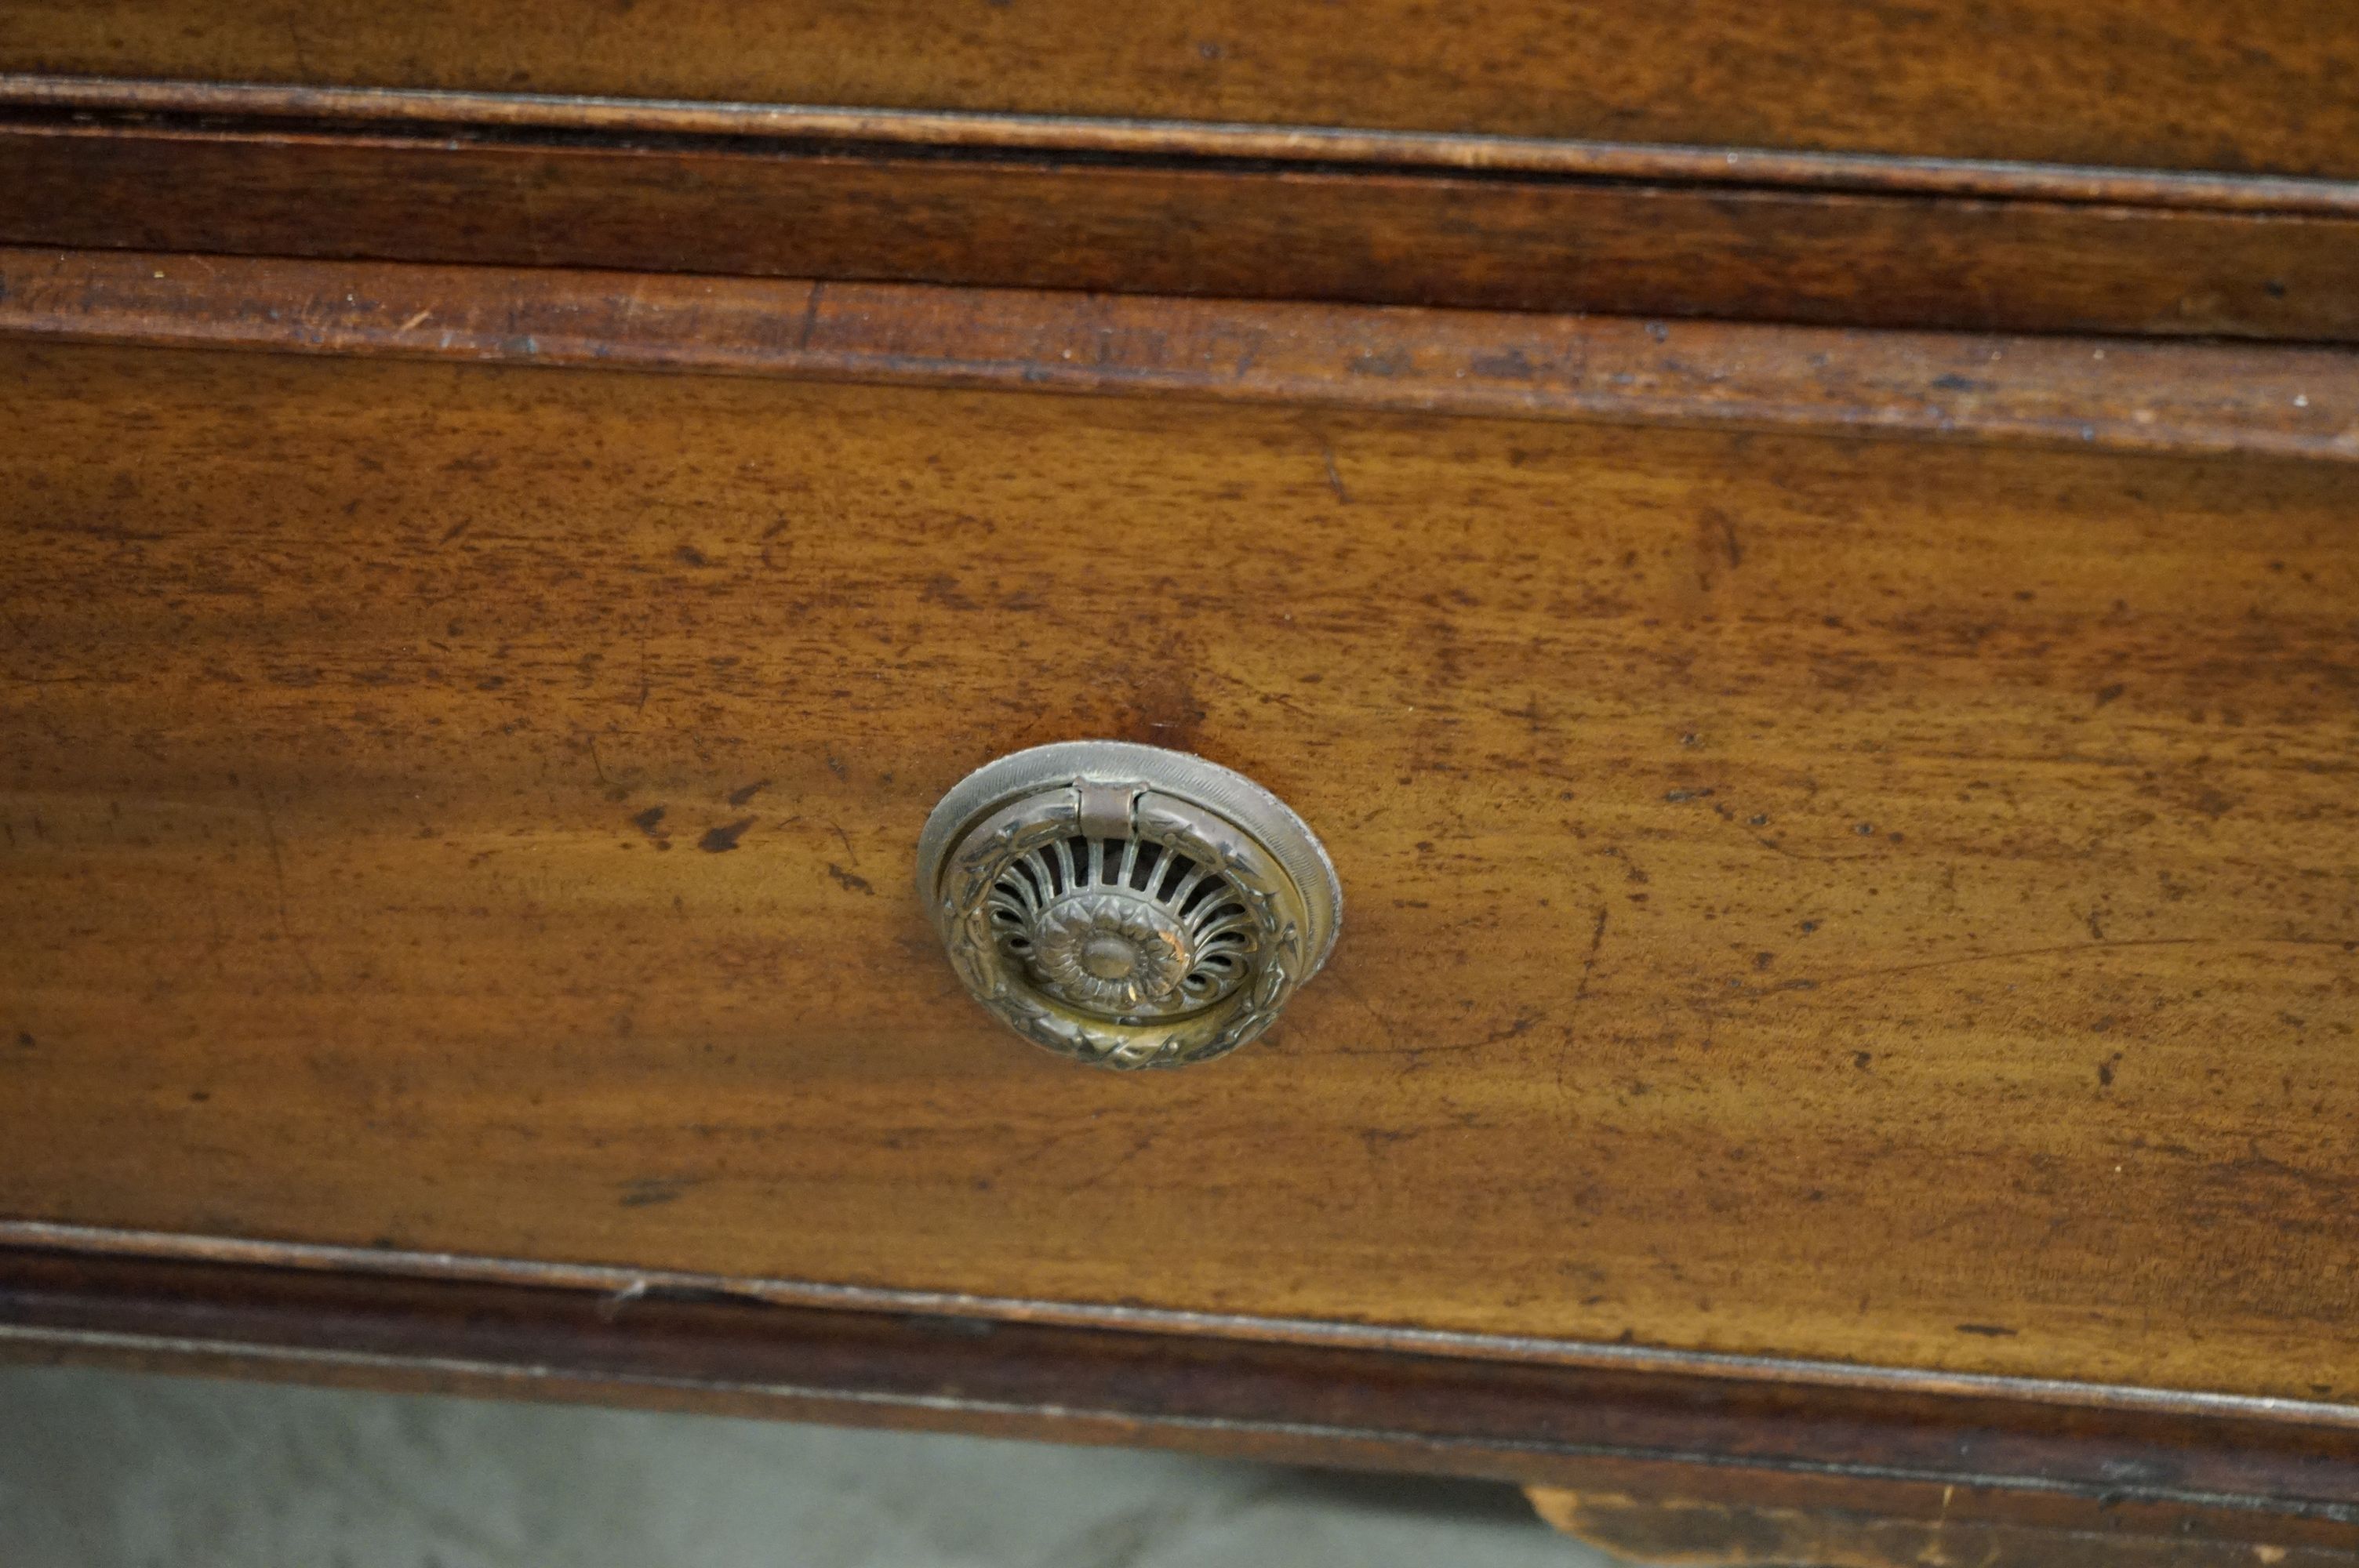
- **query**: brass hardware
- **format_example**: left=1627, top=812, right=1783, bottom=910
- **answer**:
left=916, top=742, right=1341, bottom=1069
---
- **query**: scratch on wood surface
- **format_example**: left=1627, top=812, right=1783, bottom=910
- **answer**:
left=1555, top=905, right=1611, bottom=1125
left=796, top=281, right=826, bottom=351
left=249, top=782, right=322, bottom=991
left=1320, top=441, right=1352, bottom=503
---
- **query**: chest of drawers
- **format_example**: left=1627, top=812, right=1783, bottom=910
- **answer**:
left=2, top=7, right=2356, bottom=1562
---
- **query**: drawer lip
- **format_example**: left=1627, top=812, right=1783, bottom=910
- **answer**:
left=9, top=1218, right=2357, bottom=1436
left=5, top=1229, right=2359, bottom=1537
left=4, top=246, right=2356, bottom=465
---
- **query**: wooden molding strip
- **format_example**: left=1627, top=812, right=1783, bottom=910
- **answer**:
left=9, top=1220, right=2357, bottom=1433
left=1, top=247, right=2353, bottom=463
left=5, top=1243, right=2359, bottom=1534
left=5, top=85, right=2359, bottom=343
left=9, top=74, right=2359, bottom=219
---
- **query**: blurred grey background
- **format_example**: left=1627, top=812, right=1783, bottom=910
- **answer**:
left=0, top=1363, right=1613, bottom=1567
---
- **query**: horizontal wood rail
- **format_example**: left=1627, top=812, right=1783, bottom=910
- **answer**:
left=2, top=247, right=2354, bottom=462
left=4, top=1241, right=2357, bottom=1546
left=5, top=78, right=2358, bottom=341
left=9, top=75, right=2359, bottom=216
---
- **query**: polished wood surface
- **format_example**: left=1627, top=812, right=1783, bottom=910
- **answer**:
left=3, top=326, right=2353, bottom=1405
left=4, top=1, right=2357, bottom=176
left=3, top=249, right=2354, bottom=463
left=8, top=103, right=2359, bottom=341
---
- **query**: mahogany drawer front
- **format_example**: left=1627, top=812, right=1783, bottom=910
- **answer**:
left=1, top=331, right=2354, bottom=1411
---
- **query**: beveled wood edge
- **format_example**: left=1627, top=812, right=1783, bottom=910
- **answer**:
left=8, top=1221, right=2356, bottom=1433
left=7, top=73, right=2359, bottom=218
left=3, top=247, right=2354, bottom=463
left=5, top=1246, right=2358, bottom=1539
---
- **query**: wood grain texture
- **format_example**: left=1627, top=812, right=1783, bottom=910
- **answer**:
left=3, top=248, right=2355, bottom=463
left=7, top=118, right=2359, bottom=342
left=7, top=1250, right=2359, bottom=1537
left=2, top=0, right=2356, bottom=177
left=1, top=336, right=2355, bottom=1407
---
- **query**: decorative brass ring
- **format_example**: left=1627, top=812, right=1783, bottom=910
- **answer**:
left=916, top=742, right=1341, bottom=1069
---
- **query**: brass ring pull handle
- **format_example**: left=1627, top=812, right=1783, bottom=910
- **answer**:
left=916, top=742, right=1341, bottom=1069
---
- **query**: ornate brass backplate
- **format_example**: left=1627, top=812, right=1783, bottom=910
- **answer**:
left=915, top=742, right=1341, bottom=1069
